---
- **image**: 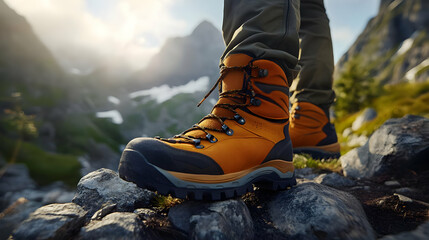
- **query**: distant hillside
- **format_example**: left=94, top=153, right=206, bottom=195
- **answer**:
left=0, top=0, right=63, bottom=88
left=128, top=20, right=224, bottom=90
left=0, top=0, right=125, bottom=185
left=335, top=0, right=429, bottom=84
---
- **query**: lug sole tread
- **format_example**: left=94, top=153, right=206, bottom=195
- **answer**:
left=119, top=150, right=296, bottom=201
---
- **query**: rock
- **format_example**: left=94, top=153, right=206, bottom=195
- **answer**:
left=43, top=188, right=75, bottom=204
left=0, top=198, right=42, bottom=240
left=72, top=168, right=155, bottom=216
left=268, top=182, right=375, bottom=239
left=295, top=167, right=313, bottom=177
left=393, top=193, right=413, bottom=203
left=134, top=208, right=157, bottom=220
left=341, top=115, right=429, bottom=179
left=343, top=127, right=353, bottom=138
left=189, top=212, right=237, bottom=240
left=347, top=134, right=368, bottom=147
left=91, top=203, right=117, bottom=221
left=380, top=220, right=429, bottom=240
left=313, top=173, right=356, bottom=187
left=2, top=189, right=45, bottom=209
left=352, top=108, right=377, bottom=131
left=169, top=199, right=254, bottom=240
left=2, top=181, right=75, bottom=209
left=0, top=164, right=36, bottom=196
left=384, top=180, right=401, bottom=187
left=395, top=187, right=418, bottom=195
left=295, top=168, right=319, bottom=180
left=11, top=203, right=87, bottom=240
left=80, top=212, right=144, bottom=240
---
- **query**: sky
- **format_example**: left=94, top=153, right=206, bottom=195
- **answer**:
left=4, top=0, right=380, bottom=73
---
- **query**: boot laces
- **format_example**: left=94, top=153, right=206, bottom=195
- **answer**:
left=156, top=63, right=265, bottom=148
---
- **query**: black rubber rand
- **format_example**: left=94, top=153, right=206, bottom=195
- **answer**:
left=118, top=149, right=296, bottom=201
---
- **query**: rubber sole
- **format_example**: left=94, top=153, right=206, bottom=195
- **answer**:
left=118, top=149, right=296, bottom=201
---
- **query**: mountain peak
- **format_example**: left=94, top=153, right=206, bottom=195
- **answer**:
left=191, top=20, right=220, bottom=37
left=128, top=19, right=224, bottom=90
left=335, top=0, right=429, bottom=84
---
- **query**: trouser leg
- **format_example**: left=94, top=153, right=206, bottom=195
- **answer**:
left=290, top=0, right=336, bottom=106
left=221, top=0, right=301, bottom=81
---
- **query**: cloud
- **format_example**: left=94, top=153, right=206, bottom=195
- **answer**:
left=4, top=0, right=187, bottom=72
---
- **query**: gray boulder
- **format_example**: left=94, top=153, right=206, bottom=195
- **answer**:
left=80, top=212, right=144, bottom=240
left=268, top=182, right=375, bottom=240
left=168, top=199, right=254, bottom=240
left=313, top=173, right=356, bottom=187
left=72, top=168, right=155, bottom=216
left=352, top=108, right=377, bottom=131
left=11, top=203, right=87, bottom=240
left=341, top=115, right=429, bottom=179
left=0, top=164, right=36, bottom=196
left=0, top=198, right=42, bottom=240
left=295, top=168, right=319, bottom=180
left=134, top=208, right=157, bottom=220
left=2, top=181, right=74, bottom=209
left=91, top=203, right=117, bottom=221
left=380, top=221, right=429, bottom=240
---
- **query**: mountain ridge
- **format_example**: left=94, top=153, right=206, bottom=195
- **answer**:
left=0, top=0, right=63, bottom=88
left=127, top=20, right=224, bottom=90
left=335, top=0, right=429, bottom=84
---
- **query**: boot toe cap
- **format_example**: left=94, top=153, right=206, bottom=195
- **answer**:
left=122, top=137, right=224, bottom=175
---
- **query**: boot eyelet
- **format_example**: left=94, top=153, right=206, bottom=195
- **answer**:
left=222, top=124, right=234, bottom=136
left=193, top=139, right=204, bottom=148
left=234, top=114, right=246, bottom=125
left=251, top=98, right=261, bottom=106
left=295, top=106, right=301, bottom=110
left=206, top=134, right=218, bottom=143
left=294, top=114, right=300, bottom=119
left=258, top=69, right=268, bottom=77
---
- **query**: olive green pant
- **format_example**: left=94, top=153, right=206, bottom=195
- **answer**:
left=221, top=0, right=336, bottom=106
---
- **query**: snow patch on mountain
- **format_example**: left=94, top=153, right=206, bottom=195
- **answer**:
left=394, top=31, right=418, bottom=57
left=108, top=96, right=120, bottom=105
left=405, top=59, right=429, bottom=82
left=96, top=110, right=123, bottom=124
left=129, top=76, right=210, bottom=103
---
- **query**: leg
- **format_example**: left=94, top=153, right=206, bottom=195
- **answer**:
left=289, top=0, right=340, bottom=159
left=221, top=0, right=301, bottom=81
left=291, top=0, right=335, bottom=106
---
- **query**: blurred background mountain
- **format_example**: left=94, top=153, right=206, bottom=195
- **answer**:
left=0, top=0, right=428, bottom=185
left=333, top=0, right=429, bottom=154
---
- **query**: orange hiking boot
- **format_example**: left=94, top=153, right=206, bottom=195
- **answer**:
left=289, top=102, right=340, bottom=159
left=118, top=54, right=296, bottom=200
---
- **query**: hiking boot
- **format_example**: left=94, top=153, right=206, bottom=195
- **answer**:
left=118, top=54, right=296, bottom=200
left=289, top=102, right=340, bottom=159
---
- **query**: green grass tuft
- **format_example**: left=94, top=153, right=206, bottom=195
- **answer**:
left=293, top=154, right=341, bottom=173
left=334, top=81, right=429, bottom=155
left=151, top=194, right=183, bottom=212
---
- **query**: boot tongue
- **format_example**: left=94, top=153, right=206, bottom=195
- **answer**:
left=186, top=54, right=253, bottom=138
left=220, top=54, right=253, bottom=92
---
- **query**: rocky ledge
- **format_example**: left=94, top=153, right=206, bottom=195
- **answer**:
left=1, top=115, right=428, bottom=240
